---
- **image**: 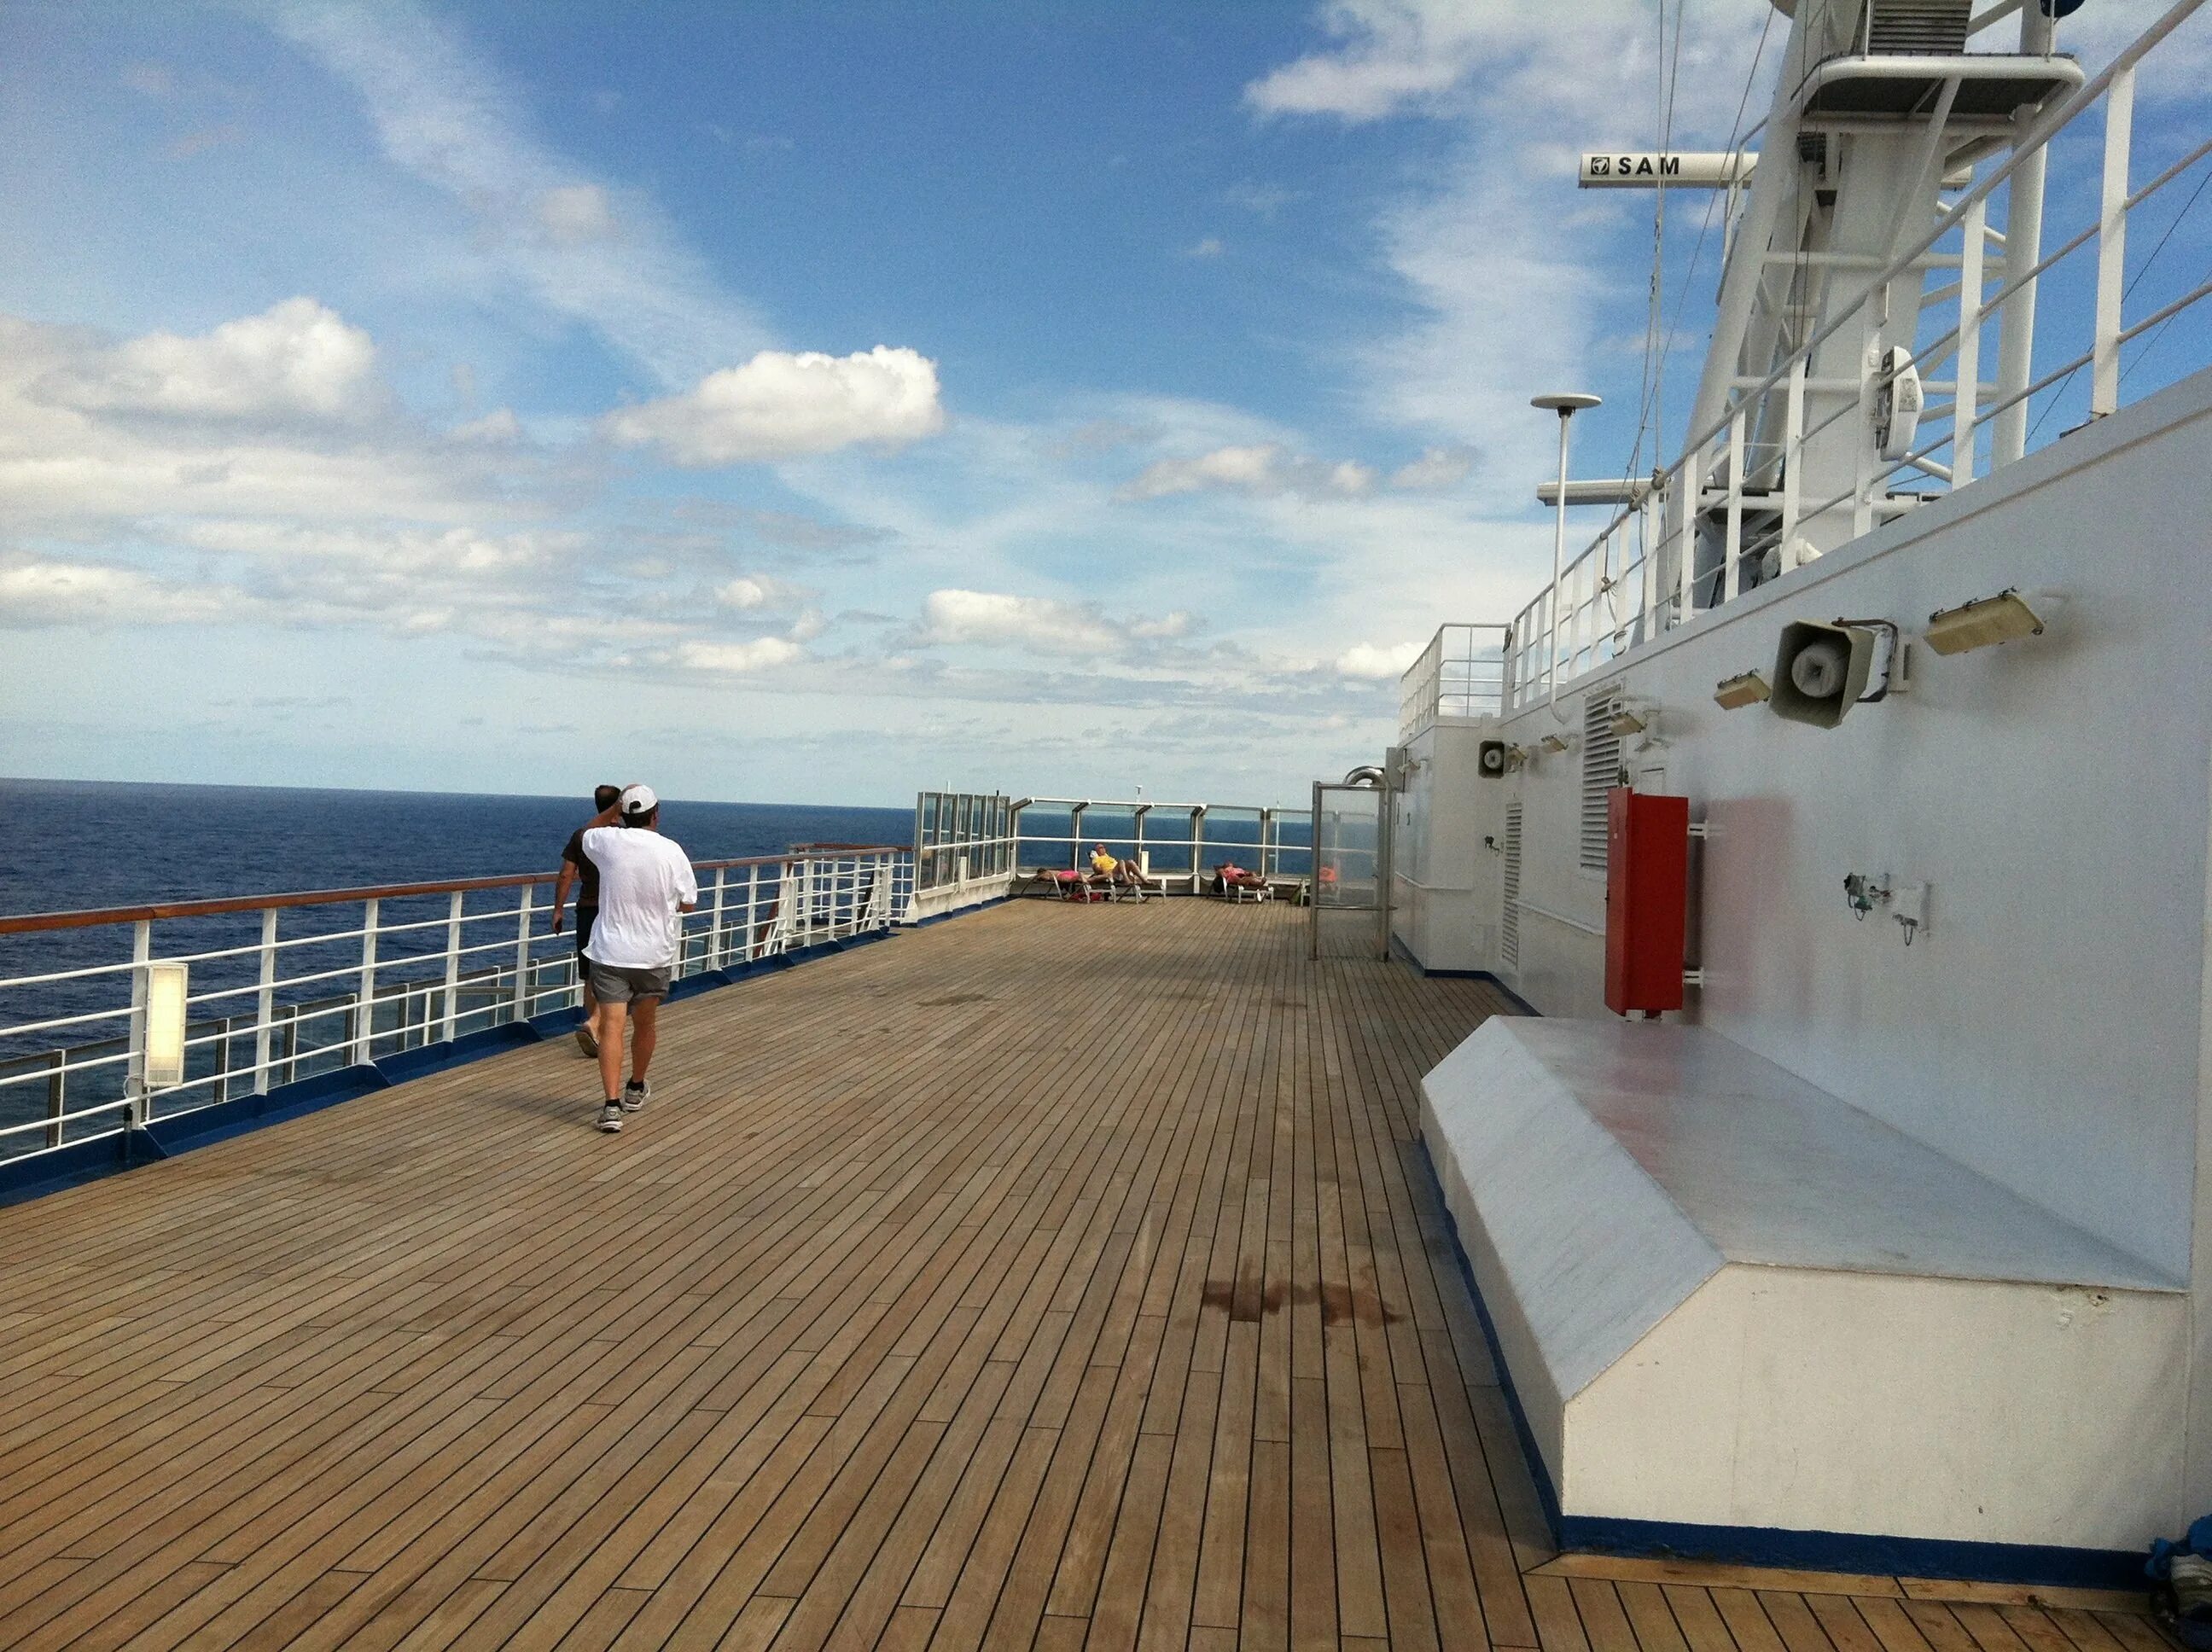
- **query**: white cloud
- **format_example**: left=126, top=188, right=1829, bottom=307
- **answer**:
left=917, top=590, right=1126, bottom=657
left=1335, top=639, right=1422, bottom=679
left=675, top=636, right=803, bottom=673
left=1184, top=236, right=1226, bottom=259
left=451, top=407, right=522, bottom=444
left=536, top=183, right=616, bottom=245
left=1390, top=444, right=1478, bottom=489
left=275, top=2, right=771, bottom=386
left=715, top=573, right=806, bottom=611
left=603, top=346, right=946, bottom=466
left=1118, top=441, right=1379, bottom=502
left=38, top=298, right=378, bottom=421
left=1246, top=0, right=1493, bottom=121
left=0, top=560, right=233, bottom=627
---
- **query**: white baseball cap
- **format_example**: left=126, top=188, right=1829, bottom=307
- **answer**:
left=619, top=783, right=659, bottom=819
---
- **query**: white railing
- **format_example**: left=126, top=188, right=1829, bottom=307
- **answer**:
left=1009, top=798, right=1313, bottom=893
left=0, top=846, right=911, bottom=1167
left=1400, top=624, right=1511, bottom=741
left=1504, top=0, right=2212, bottom=711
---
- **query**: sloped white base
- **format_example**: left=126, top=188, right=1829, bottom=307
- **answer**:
left=1423, top=1018, right=2188, bottom=1550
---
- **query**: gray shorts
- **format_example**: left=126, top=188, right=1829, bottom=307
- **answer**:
left=587, top=961, right=671, bottom=1004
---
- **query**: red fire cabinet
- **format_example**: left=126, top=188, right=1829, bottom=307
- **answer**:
left=1604, top=788, right=1689, bottom=1016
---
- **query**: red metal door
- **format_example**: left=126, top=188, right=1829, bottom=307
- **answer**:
left=1604, top=788, right=1688, bottom=1015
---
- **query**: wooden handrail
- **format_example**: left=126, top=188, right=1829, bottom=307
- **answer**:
left=0, top=846, right=909, bottom=936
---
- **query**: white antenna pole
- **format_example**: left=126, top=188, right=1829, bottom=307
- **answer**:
left=1534, top=393, right=1603, bottom=720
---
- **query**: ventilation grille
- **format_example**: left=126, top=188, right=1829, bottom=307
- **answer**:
left=1579, top=695, right=1622, bottom=873
left=1501, top=805, right=1522, bottom=971
left=1867, top=0, right=1969, bottom=55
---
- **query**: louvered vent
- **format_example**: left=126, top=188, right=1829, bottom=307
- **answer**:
left=1579, top=694, right=1622, bottom=872
left=1501, top=805, right=1522, bottom=970
left=1867, top=0, right=1969, bottom=55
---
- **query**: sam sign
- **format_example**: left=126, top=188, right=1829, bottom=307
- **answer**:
left=1579, top=151, right=1755, bottom=189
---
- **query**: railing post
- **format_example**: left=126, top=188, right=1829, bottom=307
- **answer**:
left=1723, top=410, right=1746, bottom=602
left=354, top=898, right=380, bottom=1067
left=513, top=885, right=534, bottom=1021
left=711, top=867, right=728, bottom=969
left=442, top=891, right=463, bottom=1044
left=125, top=919, right=151, bottom=1128
left=1853, top=312, right=1881, bottom=539
left=2092, top=62, right=2134, bottom=418
left=1955, top=195, right=1987, bottom=483
left=1779, top=356, right=1806, bottom=568
left=253, top=907, right=278, bottom=1096
left=747, top=865, right=761, bottom=963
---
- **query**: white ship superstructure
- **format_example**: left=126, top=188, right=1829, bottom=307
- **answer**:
left=1392, top=0, right=2212, bottom=1582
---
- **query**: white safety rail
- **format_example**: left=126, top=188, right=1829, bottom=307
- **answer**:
left=1504, top=1, right=2212, bottom=710
left=1400, top=625, right=1511, bottom=742
left=0, top=846, right=910, bottom=1167
left=1010, top=797, right=1313, bottom=893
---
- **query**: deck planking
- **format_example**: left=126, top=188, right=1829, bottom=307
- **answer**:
left=0, top=900, right=2168, bottom=1650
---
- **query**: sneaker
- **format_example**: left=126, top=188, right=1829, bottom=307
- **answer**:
left=574, top=1026, right=599, bottom=1058
left=622, top=1079, right=649, bottom=1114
left=597, top=1102, right=624, bottom=1132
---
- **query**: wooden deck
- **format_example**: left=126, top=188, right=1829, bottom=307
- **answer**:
left=0, top=900, right=2168, bottom=1651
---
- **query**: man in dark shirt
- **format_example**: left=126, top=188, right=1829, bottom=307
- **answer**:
left=550, top=784, right=621, bottom=1056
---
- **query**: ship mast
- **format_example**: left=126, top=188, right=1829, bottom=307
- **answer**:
left=1659, top=0, right=2077, bottom=598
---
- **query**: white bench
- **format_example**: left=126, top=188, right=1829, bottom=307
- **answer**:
left=1422, top=1017, right=2186, bottom=1559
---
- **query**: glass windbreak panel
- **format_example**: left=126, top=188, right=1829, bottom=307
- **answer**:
left=1271, top=811, right=1313, bottom=877
left=1314, top=790, right=1382, bottom=909
left=1202, top=810, right=1264, bottom=879
left=1018, top=807, right=1074, bottom=870
left=1081, top=809, right=1138, bottom=870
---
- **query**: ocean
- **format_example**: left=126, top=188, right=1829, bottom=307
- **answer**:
left=0, top=777, right=912, bottom=1147
left=0, top=777, right=911, bottom=917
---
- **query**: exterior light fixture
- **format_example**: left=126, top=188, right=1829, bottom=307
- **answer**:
left=1505, top=744, right=1528, bottom=770
left=1714, top=671, right=1772, bottom=709
left=1540, top=733, right=1571, bottom=753
left=1923, top=589, right=2045, bottom=655
left=143, top=962, right=189, bottom=1089
left=1608, top=705, right=1650, bottom=736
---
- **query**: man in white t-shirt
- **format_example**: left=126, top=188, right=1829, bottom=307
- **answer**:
left=579, top=783, right=698, bottom=1132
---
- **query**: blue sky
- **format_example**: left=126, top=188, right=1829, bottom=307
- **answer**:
left=2, top=0, right=2205, bottom=808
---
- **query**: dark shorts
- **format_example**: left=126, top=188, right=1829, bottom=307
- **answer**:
left=573, top=907, right=596, bottom=961
left=587, top=961, right=671, bottom=1004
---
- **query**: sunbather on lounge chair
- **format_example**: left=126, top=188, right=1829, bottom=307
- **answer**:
left=1215, top=863, right=1270, bottom=901
left=1088, top=845, right=1147, bottom=900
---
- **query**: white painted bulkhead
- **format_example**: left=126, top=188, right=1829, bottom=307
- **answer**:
left=1412, top=364, right=2212, bottom=1555
left=1392, top=722, right=1509, bottom=974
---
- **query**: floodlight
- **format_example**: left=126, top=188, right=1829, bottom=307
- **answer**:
left=144, top=962, right=189, bottom=1089
left=1923, top=590, right=2044, bottom=655
left=1714, top=671, right=1772, bottom=710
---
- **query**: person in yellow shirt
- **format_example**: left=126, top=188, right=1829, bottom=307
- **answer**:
left=1087, top=843, right=1148, bottom=900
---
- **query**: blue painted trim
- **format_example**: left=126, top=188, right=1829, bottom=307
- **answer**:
left=1385, top=936, right=1542, bottom=1014
left=0, top=1134, right=137, bottom=1204
left=909, top=893, right=1013, bottom=928
left=1407, top=1138, right=2146, bottom=1591
left=0, top=926, right=899, bottom=1209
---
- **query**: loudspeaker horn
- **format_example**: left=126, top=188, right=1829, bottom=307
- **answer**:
left=1770, top=620, right=1876, bottom=729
